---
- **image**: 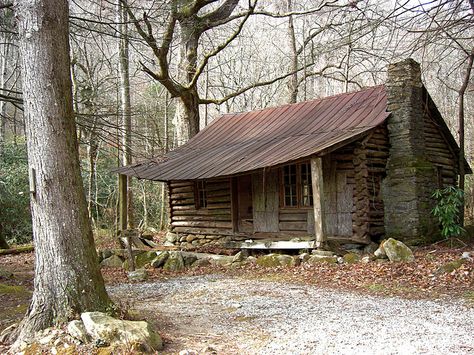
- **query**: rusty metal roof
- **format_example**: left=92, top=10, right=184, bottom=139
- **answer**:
left=118, top=85, right=389, bottom=181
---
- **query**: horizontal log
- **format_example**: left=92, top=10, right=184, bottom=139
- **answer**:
left=207, top=190, right=231, bottom=198
left=206, top=182, right=230, bottom=191
left=172, top=205, right=196, bottom=211
left=365, top=150, right=389, bottom=158
left=170, top=192, right=194, bottom=200
left=207, top=202, right=231, bottom=209
left=172, top=227, right=233, bottom=235
left=279, top=213, right=308, bottom=222
left=171, top=215, right=231, bottom=222
left=170, top=185, right=194, bottom=194
left=170, top=181, right=193, bottom=188
left=172, top=199, right=195, bottom=206
left=173, top=208, right=231, bottom=216
left=171, top=220, right=232, bottom=228
left=279, top=221, right=307, bottom=231
left=207, top=196, right=231, bottom=203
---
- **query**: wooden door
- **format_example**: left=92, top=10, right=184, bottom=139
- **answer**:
left=237, top=175, right=253, bottom=233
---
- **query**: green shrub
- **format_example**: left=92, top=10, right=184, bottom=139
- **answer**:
left=431, top=186, right=465, bottom=238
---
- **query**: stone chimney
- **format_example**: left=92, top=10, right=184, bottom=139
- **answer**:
left=382, top=59, right=437, bottom=244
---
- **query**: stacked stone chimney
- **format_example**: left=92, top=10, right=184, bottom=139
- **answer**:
left=382, top=58, right=437, bottom=244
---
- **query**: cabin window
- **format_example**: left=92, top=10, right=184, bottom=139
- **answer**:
left=283, top=165, right=298, bottom=206
left=195, top=181, right=208, bottom=209
left=281, top=162, right=313, bottom=208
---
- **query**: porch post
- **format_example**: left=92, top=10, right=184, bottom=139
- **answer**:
left=311, top=157, right=326, bottom=248
left=118, top=173, right=128, bottom=231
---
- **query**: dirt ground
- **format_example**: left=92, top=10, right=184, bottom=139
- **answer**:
left=0, top=240, right=473, bottom=354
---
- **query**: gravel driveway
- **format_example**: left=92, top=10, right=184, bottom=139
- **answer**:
left=109, top=274, right=474, bottom=354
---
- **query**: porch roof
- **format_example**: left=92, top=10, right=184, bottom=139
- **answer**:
left=118, top=85, right=389, bottom=181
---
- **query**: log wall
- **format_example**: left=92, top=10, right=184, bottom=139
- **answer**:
left=169, top=178, right=233, bottom=235
left=423, top=112, right=458, bottom=187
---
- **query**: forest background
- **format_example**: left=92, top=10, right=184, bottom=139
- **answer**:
left=0, top=0, right=473, bottom=246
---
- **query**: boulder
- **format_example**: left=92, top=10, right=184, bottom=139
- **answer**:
left=211, top=255, right=234, bottom=266
left=232, top=251, right=246, bottom=263
left=299, top=253, right=311, bottom=263
left=343, top=252, right=360, bottom=264
left=182, top=254, right=198, bottom=267
left=80, top=312, right=163, bottom=352
left=186, top=235, right=197, bottom=243
left=382, top=238, right=415, bottom=262
left=100, top=255, right=123, bottom=268
left=374, top=241, right=387, bottom=259
left=135, top=251, right=158, bottom=269
left=67, top=320, right=89, bottom=344
left=165, top=232, right=178, bottom=243
left=192, top=258, right=212, bottom=268
left=128, top=269, right=148, bottom=282
left=306, top=255, right=338, bottom=264
left=163, top=251, right=185, bottom=271
left=151, top=251, right=169, bottom=268
left=311, top=249, right=335, bottom=257
left=256, top=254, right=296, bottom=267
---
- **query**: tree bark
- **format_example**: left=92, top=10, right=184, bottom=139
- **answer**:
left=457, top=47, right=473, bottom=226
left=14, top=0, right=112, bottom=344
left=117, top=0, right=134, bottom=227
left=0, top=33, right=10, bottom=157
left=286, top=0, right=298, bottom=103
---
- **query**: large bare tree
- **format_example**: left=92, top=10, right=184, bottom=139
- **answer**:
left=13, top=0, right=111, bottom=345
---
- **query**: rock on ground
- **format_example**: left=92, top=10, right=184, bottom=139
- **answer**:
left=383, top=238, right=415, bottom=262
left=80, top=312, right=162, bottom=352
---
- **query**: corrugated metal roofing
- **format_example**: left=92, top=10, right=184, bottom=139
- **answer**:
left=118, top=85, right=389, bottom=181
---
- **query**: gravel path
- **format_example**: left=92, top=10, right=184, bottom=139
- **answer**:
left=109, top=274, right=474, bottom=354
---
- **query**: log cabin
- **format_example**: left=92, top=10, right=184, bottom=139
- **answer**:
left=117, top=59, right=471, bottom=249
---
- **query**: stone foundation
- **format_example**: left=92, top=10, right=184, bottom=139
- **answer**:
left=165, top=232, right=228, bottom=248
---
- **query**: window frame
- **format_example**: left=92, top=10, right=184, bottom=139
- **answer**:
left=280, top=161, right=313, bottom=209
left=195, top=180, right=208, bottom=209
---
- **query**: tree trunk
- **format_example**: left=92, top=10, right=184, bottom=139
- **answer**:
left=14, top=0, right=112, bottom=344
left=457, top=47, right=474, bottom=226
left=173, top=90, right=200, bottom=145
left=174, top=29, right=200, bottom=145
left=117, top=0, right=134, bottom=228
left=286, top=0, right=298, bottom=103
left=0, top=35, right=10, bottom=157
left=87, top=127, right=99, bottom=224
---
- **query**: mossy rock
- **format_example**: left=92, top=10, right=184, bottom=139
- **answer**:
left=383, top=238, right=415, bottom=262
left=306, top=255, right=338, bottom=264
left=135, top=251, right=158, bottom=269
left=150, top=251, right=169, bottom=268
left=163, top=252, right=185, bottom=272
left=436, top=259, right=466, bottom=274
left=100, top=255, right=124, bottom=268
left=343, top=252, right=360, bottom=264
left=256, top=254, right=295, bottom=267
left=182, top=254, right=198, bottom=267
left=192, top=258, right=212, bottom=268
